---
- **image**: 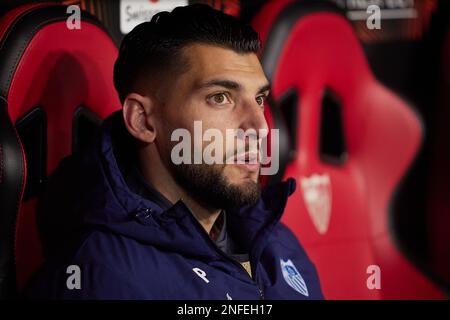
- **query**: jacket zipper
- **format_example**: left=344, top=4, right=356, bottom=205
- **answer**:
left=247, top=212, right=284, bottom=301
left=188, top=214, right=265, bottom=299
left=259, top=288, right=265, bottom=300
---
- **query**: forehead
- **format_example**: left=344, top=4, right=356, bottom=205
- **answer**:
left=182, top=44, right=268, bottom=89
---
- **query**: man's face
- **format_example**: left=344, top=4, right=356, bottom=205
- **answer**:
left=154, top=43, right=270, bottom=210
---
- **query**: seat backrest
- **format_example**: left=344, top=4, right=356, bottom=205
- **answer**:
left=0, top=3, right=120, bottom=296
left=253, top=0, right=445, bottom=299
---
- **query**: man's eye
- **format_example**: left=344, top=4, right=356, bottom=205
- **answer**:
left=256, top=95, right=267, bottom=106
left=208, top=93, right=231, bottom=106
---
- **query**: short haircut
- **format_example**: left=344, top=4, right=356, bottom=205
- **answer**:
left=113, top=4, right=261, bottom=104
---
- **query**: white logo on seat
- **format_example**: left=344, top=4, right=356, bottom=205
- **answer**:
left=301, top=173, right=332, bottom=234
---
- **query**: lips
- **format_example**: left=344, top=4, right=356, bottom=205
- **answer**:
left=234, top=151, right=260, bottom=172
left=234, top=151, right=259, bottom=163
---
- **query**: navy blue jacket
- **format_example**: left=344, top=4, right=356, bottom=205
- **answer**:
left=26, top=111, right=323, bottom=300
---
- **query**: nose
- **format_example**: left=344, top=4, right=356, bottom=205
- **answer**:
left=239, top=98, right=269, bottom=140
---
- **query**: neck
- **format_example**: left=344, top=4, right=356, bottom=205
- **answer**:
left=138, top=144, right=221, bottom=234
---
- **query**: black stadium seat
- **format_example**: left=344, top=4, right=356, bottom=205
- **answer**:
left=0, top=3, right=120, bottom=297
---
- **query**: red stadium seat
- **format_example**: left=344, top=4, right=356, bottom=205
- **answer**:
left=0, top=3, right=120, bottom=296
left=253, top=0, right=446, bottom=299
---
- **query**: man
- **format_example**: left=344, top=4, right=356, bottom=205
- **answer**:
left=26, top=4, right=323, bottom=300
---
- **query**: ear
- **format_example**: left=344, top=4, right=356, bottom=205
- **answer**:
left=122, top=93, right=157, bottom=143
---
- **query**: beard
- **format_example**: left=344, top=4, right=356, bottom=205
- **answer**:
left=168, top=162, right=261, bottom=211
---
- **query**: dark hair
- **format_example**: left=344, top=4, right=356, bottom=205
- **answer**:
left=113, top=4, right=261, bottom=104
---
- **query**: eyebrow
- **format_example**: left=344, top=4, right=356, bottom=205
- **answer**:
left=257, top=83, right=271, bottom=95
left=195, top=79, right=271, bottom=95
